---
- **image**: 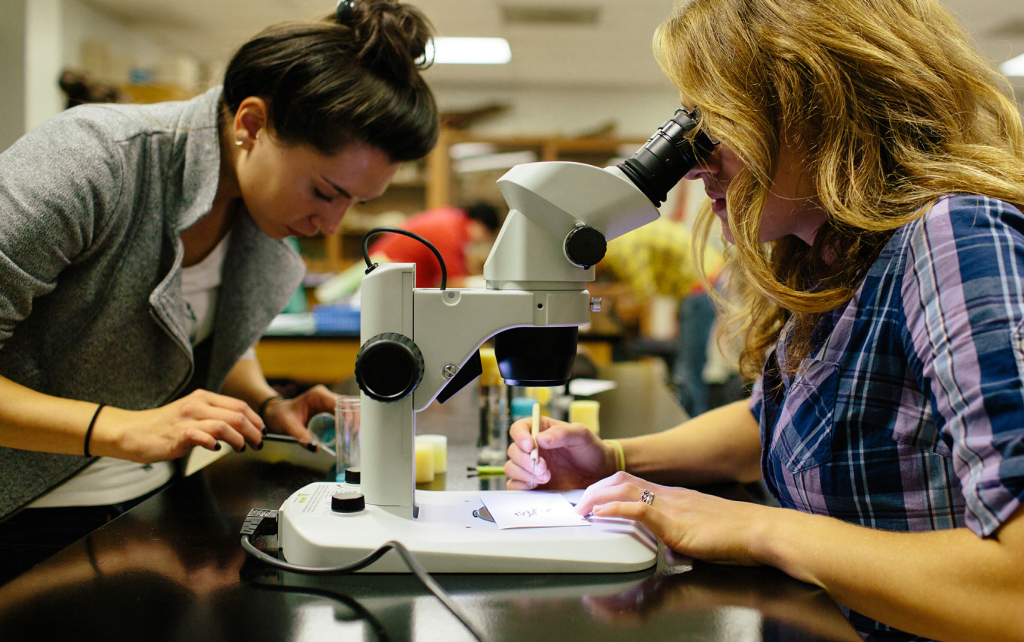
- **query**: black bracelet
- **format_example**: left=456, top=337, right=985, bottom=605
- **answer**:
left=257, top=395, right=284, bottom=422
left=83, top=403, right=106, bottom=457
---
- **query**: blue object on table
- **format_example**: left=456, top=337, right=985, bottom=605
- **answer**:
left=312, top=303, right=360, bottom=334
left=510, top=397, right=538, bottom=425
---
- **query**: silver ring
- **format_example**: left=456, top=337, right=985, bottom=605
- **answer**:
left=639, top=489, right=654, bottom=506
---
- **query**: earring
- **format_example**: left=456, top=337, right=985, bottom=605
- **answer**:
left=336, top=0, right=356, bottom=24
left=255, top=133, right=260, bottom=140
left=234, top=136, right=244, bottom=147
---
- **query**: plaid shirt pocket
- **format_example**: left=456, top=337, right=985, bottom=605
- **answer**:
left=768, top=359, right=842, bottom=473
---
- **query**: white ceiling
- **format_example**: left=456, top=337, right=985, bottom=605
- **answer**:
left=83, top=0, right=1024, bottom=92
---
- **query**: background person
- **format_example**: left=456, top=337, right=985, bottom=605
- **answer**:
left=0, top=0, right=438, bottom=579
left=368, top=201, right=500, bottom=287
left=314, top=201, right=500, bottom=301
left=505, top=1, right=1024, bottom=640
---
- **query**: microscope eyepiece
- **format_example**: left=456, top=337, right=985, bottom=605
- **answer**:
left=617, top=108, right=718, bottom=208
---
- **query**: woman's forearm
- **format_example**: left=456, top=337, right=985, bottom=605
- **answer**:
left=619, top=399, right=762, bottom=486
left=0, top=374, right=103, bottom=456
left=218, top=357, right=279, bottom=412
left=756, top=504, right=1024, bottom=642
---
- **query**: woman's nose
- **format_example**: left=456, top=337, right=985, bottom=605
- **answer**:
left=319, top=200, right=353, bottom=236
left=683, top=147, right=720, bottom=181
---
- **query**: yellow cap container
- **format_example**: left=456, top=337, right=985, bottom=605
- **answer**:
left=526, top=386, right=553, bottom=414
left=569, top=400, right=601, bottom=435
left=415, top=442, right=435, bottom=483
left=416, top=434, right=448, bottom=473
left=479, top=347, right=502, bottom=387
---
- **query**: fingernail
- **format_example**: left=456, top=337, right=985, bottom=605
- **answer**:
left=257, top=441, right=264, bottom=450
left=240, top=445, right=246, bottom=453
left=539, top=434, right=552, bottom=444
left=262, top=427, right=267, bottom=436
left=306, top=443, right=317, bottom=453
left=521, top=440, right=532, bottom=450
left=214, top=443, right=222, bottom=451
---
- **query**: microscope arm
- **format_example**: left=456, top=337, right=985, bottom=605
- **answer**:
left=411, top=288, right=591, bottom=411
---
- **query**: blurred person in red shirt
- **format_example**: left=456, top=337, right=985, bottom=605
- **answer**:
left=371, top=202, right=500, bottom=287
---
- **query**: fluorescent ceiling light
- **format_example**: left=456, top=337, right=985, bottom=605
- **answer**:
left=426, top=38, right=511, bottom=65
left=1000, top=52, right=1024, bottom=77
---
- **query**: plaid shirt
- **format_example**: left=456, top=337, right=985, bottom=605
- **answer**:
left=751, top=195, right=1024, bottom=639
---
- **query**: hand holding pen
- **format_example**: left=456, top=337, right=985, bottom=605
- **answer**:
left=531, top=401, right=541, bottom=486
left=504, top=416, right=617, bottom=491
left=262, top=432, right=336, bottom=457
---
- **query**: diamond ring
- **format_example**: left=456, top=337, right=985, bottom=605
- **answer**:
left=639, top=489, right=655, bottom=506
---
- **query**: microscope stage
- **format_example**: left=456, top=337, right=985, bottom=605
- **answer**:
left=278, top=482, right=658, bottom=573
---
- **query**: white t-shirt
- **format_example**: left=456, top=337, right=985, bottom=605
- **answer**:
left=30, top=233, right=256, bottom=508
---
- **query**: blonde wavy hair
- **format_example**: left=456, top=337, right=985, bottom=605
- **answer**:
left=655, top=0, right=1024, bottom=380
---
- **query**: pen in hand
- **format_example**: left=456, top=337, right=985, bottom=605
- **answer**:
left=262, top=433, right=336, bottom=457
left=531, top=401, right=540, bottom=487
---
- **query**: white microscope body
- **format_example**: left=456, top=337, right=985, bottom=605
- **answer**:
left=277, top=105, right=717, bottom=572
left=278, top=162, right=660, bottom=572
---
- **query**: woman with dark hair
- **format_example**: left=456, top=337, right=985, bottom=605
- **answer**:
left=0, top=0, right=437, bottom=572
left=505, top=1, right=1024, bottom=640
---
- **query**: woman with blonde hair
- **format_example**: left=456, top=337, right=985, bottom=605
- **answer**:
left=505, top=1, right=1024, bottom=639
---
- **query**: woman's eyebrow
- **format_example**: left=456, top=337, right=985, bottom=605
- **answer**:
left=320, top=175, right=352, bottom=200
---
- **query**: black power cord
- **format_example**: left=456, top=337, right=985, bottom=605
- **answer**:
left=239, top=509, right=486, bottom=642
left=240, top=573, right=392, bottom=642
left=361, top=227, right=448, bottom=290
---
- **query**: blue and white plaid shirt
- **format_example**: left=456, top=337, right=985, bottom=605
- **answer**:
left=751, top=195, right=1024, bottom=639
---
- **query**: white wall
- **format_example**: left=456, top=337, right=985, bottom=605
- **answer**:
left=63, top=0, right=178, bottom=74
left=430, top=84, right=684, bottom=139
left=0, top=1, right=26, bottom=152
left=25, top=0, right=64, bottom=131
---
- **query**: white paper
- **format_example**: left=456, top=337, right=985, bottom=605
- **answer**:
left=479, top=491, right=591, bottom=529
left=568, top=378, right=617, bottom=396
left=184, top=441, right=231, bottom=476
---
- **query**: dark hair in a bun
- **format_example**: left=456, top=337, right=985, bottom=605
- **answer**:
left=222, top=0, right=438, bottom=162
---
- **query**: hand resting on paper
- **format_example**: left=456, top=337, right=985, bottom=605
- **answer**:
left=573, top=471, right=770, bottom=566
left=504, top=416, right=617, bottom=490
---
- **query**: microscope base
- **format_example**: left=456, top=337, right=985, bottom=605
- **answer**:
left=278, top=483, right=658, bottom=573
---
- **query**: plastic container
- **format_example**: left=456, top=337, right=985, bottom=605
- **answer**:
left=510, top=397, right=539, bottom=426
left=569, top=400, right=601, bottom=435
left=335, top=395, right=361, bottom=479
left=477, top=348, right=508, bottom=465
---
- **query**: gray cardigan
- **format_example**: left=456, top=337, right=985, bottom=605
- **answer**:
left=0, top=88, right=305, bottom=519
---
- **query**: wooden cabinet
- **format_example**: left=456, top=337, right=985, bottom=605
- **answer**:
left=299, top=128, right=648, bottom=273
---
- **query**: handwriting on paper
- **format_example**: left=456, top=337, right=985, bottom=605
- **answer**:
left=514, top=508, right=553, bottom=518
left=479, top=491, right=590, bottom=529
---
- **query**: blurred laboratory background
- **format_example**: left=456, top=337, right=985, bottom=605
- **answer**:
left=3, top=0, right=1023, bottom=434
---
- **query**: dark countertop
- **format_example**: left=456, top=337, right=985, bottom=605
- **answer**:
left=0, top=440, right=861, bottom=642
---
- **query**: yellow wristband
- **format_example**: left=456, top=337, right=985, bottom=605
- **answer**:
left=606, top=439, right=626, bottom=472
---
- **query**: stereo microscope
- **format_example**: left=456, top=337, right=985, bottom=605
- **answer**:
left=277, top=109, right=718, bottom=572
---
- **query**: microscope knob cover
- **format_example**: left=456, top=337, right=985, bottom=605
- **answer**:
left=354, top=332, right=425, bottom=402
left=563, top=225, right=607, bottom=268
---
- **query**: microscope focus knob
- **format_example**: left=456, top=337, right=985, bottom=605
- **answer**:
left=564, top=224, right=607, bottom=268
left=354, top=332, right=424, bottom=402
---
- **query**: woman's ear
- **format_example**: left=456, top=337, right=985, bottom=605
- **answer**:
left=232, top=97, right=269, bottom=148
